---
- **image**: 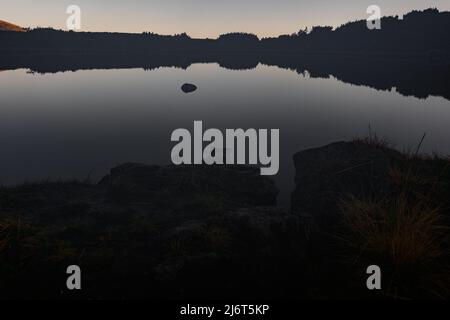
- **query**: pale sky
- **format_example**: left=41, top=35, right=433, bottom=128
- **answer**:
left=2, top=0, right=450, bottom=38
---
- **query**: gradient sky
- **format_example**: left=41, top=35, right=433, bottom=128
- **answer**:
left=2, top=0, right=450, bottom=38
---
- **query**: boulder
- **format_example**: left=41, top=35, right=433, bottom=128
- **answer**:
left=291, top=141, right=402, bottom=227
left=181, top=83, right=197, bottom=93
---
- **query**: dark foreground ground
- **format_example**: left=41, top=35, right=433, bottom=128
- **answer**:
left=0, top=139, right=449, bottom=300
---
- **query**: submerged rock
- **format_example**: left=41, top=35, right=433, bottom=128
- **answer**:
left=181, top=83, right=197, bottom=93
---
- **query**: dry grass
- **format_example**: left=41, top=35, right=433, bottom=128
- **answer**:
left=339, top=133, right=450, bottom=298
left=340, top=196, right=447, bottom=269
left=0, top=218, right=26, bottom=254
left=0, top=217, right=77, bottom=268
left=353, top=129, right=390, bottom=150
left=203, top=226, right=232, bottom=252
left=339, top=163, right=450, bottom=298
left=0, top=217, right=40, bottom=266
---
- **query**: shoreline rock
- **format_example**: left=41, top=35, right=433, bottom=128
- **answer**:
left=291, top=141, right=402, bottom=227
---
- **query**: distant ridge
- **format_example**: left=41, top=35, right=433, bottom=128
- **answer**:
left=0, top=20, right=26, bottom=32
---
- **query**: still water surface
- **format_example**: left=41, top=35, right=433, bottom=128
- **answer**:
left=1, top=64, right=450, bottom=205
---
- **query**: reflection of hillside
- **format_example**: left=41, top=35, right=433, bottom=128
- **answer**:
left=1, top=52, right=449, bottom=101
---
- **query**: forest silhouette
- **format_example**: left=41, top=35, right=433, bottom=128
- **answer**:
left=1, top=9, right=449, bottom=54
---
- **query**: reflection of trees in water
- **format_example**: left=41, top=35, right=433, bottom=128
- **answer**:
left=261, top=53, right=450, bottom=101
left=1, top=52, right=449, bottom=101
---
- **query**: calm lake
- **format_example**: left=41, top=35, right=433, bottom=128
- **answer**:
left=1, top=63, right=450, bottom=205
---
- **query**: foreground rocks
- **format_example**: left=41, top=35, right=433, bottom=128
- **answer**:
left=291, top=141, right=403, bottom=227
left=1, top=141, right=448, bottom=299
left=0, top=163, right=306, bottom=299
left=99, top=163, right=278, bottom=207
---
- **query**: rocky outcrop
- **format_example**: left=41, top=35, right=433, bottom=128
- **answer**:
left=291, top=141, right=402, bottom=227
left=99, top=163, right=278, bottom=207
left=3, top=142, right=448, bottom=299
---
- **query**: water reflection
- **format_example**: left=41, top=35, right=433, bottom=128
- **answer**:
left=0, top=62, right=449, bottom=205
left=2, top=53, right=450, bottom=100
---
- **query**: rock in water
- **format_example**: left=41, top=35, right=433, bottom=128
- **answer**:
left=181, top=83, right=197, bottom=93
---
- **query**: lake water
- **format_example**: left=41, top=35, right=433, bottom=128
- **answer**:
left=1, top=63, right=450, bottom=205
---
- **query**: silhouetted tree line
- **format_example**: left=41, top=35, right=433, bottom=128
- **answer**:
left=217, top=32, right=260, bottom=50
left=0, top=9, right=449, bottom=54
left=261, top=8, right=450, bottom=54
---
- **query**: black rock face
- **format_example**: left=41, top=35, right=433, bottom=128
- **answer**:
left=291, top=141, right=402, bottom=227
left=181, top=83, right=197, bottom=93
